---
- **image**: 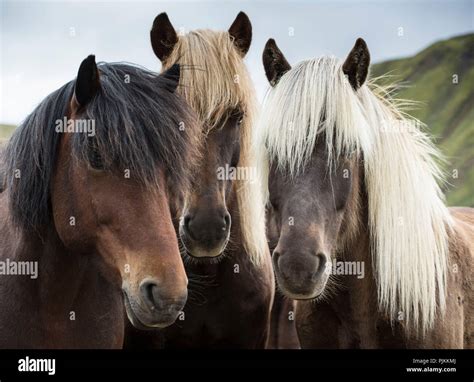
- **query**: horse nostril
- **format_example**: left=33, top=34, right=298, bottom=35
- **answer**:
left=183, top=215, right=191, bottom=229
left=272, top=250, right=281, bottom=268
left=139, top=279, right=187, bottom=314
left=140, top=280, right=161, bottom=311
left=315, top=253, right=328, bottom=276
left=223, top=212, right=231, bottom=231
left=183, top=215, right=197, bottom=240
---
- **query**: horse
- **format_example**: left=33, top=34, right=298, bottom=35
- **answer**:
left=256, top=38, right=473, bottom=348
left=0, top=56, right=202, bottom=348
left=124, top=11, right=274, bottom=348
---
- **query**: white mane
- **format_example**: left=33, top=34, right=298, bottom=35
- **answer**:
left=256, top=56, right=453, bottom=334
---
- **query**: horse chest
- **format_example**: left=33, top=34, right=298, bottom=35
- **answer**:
left=161, top=253, right=273, bottom=348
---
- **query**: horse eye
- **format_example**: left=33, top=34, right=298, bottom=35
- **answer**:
left=88, top=140, right=104, bottom=170
left=231, top=111, right=243, bottom=127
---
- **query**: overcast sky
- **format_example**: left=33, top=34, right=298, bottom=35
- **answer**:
left=1, top=0, right=473, bottom=125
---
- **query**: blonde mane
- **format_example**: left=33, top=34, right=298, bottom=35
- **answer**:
left=256, top=56, right=453, bottom=333
left=162, top=29, right=268, bottom=266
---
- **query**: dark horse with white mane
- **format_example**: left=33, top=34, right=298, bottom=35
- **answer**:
left=0, top=57, right=201, bottom=347
left=125, top=12, right=274, bottom=348
left=258, top=38, right=473, bottom=348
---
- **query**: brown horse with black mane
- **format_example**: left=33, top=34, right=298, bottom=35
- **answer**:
left=0, top=57, right=201, bottom=348
left=125, top=12, right=274, bottom=348
left=258, top=38, right=473, bottom=348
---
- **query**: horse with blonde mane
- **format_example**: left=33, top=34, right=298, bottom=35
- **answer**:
left=125, top=12, right=274, bottom=348
left=257, top=38, right=473, bottom=348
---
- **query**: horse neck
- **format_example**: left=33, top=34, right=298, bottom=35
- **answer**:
left=331, top=161, right=415, bottom=347
left=330, top=161, right=384, bottom=347
left=4, top=224, right=124, bottom=348
left=16, top=226, right=98, bottom=319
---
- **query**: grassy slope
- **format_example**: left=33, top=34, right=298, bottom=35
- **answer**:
left=0, top=124, right=16, bottom=142
left=371, top=33, right=474, bottom=206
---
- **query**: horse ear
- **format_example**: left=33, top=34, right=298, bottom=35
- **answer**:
left=262, top=39, right=291, bottom=87
left=161, top=64, right=180, bottom=93
left=74, top=55, right=100, bottom=107
left=150, top=12, right=178, bottom=62
left=342, top=38, right=370, bottom=90
left=228, top=11, right=252, bottom=56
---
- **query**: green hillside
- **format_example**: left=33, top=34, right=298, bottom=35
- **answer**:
left=0, top=124, right=15, bottom=142
left=372, top=33, right=474, bottom=206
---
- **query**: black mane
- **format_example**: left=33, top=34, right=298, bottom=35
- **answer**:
left=5, top=62, right=200, bottom=232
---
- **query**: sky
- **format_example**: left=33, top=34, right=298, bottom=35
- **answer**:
left=1, top=0, right=473, bottom=125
